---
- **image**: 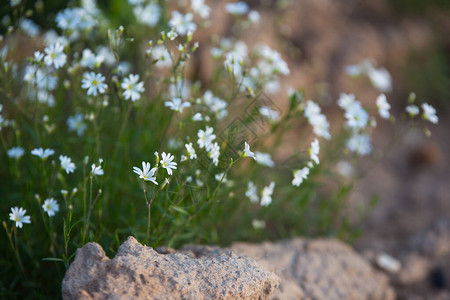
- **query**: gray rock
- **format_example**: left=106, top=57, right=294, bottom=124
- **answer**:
left=62, top=236, right=280, bottom=300
left=230, top=238, right=395, bottom=300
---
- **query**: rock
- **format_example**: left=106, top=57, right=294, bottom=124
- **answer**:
left=230, top=238, right=395, bottom=300
left=62, top=236, right=280, bottom=300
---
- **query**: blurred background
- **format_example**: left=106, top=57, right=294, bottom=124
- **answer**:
left=2, top=0, right=450, bottom=298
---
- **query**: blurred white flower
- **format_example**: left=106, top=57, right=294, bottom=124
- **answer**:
left=406, top=105, right=419, bottom=117
left=421, top=103, right=438, bottom=124
left=81, top=72, right=107, bottom=96
left=121, top=74, right=145, bottom=102
left=67, top=113, right=87, bottom=136
left=225, top=2, right=249, bottom=15
left=252, top=219, right=266, bottom=229
left=42, top=198, right=59, bottom=217
left=246, top=181, right=259, bottom=203
left=208, top=142, right=220, bottom=166
left=192, top=113, right=203, bottom=121
left=346, top=133, right=372, bottom=156
left=160, top=152, right=177, bottom=175
left=9, top=207, right=31, bottom=228
left=191, top=0, right=210, bottom=18
left=134, top=2, right=161, bottom=27
left=344, top=101, right=369, bottom=130
left=169, top=11, right=197, bottom=35
left=309, top=138, right=320, bottom=165
left=151, top=45, right=172, bottom=68
left=259, top=106, right=280, bottom=121
left=255, top=152, right=274, bottom=167
left=260, top=182, right=275, bottom=206
left=376, top=94, right=391, bottom=119
left=197, top=126, right=216, bottom=150
left=91, top=162, right=104, bottom=176
left=7, top=146, right=25, bottom=159
left=60, top=155, right=76, bottom=174
left=165, top=98, right=191, bottom=113
left=368, top=67, right=392, bottom=92
left=185, top=143, right=197, bottom=159
left=31, top=148, right=55, bottom=159
left=248, top=10, right=260, bottom=24
left=292, top=167, right=309, bottom=187
left=44, top=43, right=67, bottom=69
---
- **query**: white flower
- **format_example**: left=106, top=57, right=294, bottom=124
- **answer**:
left=11, top=0, right=21, bottom=7
left=248, top=10, right=260, bottom=24
left=67, top=113, right=87, bottom=136
left=7, top=146, right=25, bottom=159
left=376, top=94, right=391, bottom=119
left=121, top=74, right=145, bottom=102
left=259, top=106, right=280, bottom=121
left=406, top=105, right=419, bottom=117
left=44, top=43, right=66, bottom=69
left=368, top=67, right=392, bottom=92
left=292, top=167, right=309, bottom=187
left=252, top=219, right=266, bottom=229
left=133, top=161, right=158, bottom=184
left=421, top=103, right=438, bottom=124
left=42, top=198, right=59, bottom=217
left=151, top=45, right=172, bottom=68
left=197, top=126, right=216, bottom=150
left=169, top=11, right=197, bottom=35
left=191, top=0, right=210, bottom=18
left=192, top=113, right=203, bottom=121
left=34, top=51, right=44, bottom=62
left=335, top=160, right=354, bottom=178
left=165, top=98, right=191, bottom=113
left=208, top=142, right=220, bottom=166
left=9, top=207, right=31, bottom=228
left=81, top=72, right=107, bottom=96
left=185, top=143, right=197, bottom=159
left=242, top=141, right=256, bottom=159
left=260, top=182, right=275, bottom=206
left=215, top=172, right=227, bottom=182
left=246, top=181, right=259, bottom=203
left=203, top=91, right=228, bottom=120
left=134, top=2, right=161, bottom=27
left=166, top=28, right=178, bottom=40
left=346, top=133, right=372, bottom=156
left=309, top=113, right=331, bottom=140
left=309, top=138, right=320, bottom=165
left=91, top=162, right=104, bottom=176
left=160, top=152, right=177, bottom=175
left=255, top=152, right=274, bottom=167
left=344, top=102, right=369, bottom=129
left=60, top=155, right=76, bottom=174
left=225, top=2, right=249, bottom=15
left=31, top=147, right=55, bottom=159
left=337, top=93, right=356, bottom=110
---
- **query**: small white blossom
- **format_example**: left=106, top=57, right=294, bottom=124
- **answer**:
left=60, top=155, right=76, bottom=174
left=215, top=172, right=227, bottom=182
left=208, top=142, right=220, bottom=166
left=225, top=2, right=249, bottom=15
left=7, top=146, right=25, bottom=159
left=260, top=182, right=275, bottom=206
left=197, top=126, right=216, bottom=150
left=406, top=105, right=419, bottom=117
left=160, top=152, right=177, bottom=175
left=191, top=0, right=210, bottom=18
left=133, top=2, right=161, bottom=27
left=246, top=181, right=259, bottom=203
left=31, top=147, right=55, bottom=159
left=169, top=11, right=197, bottom=35
left=192, top=113, right=203, bottom=121
left=337, top=93, right=356, bottom=110
left=42, top=198, right=59, bottom=217
left=133, top=161, right=158, bottom=184
left=165, top=98, right=191, bottom=113
left=309, top=138, right=320, bottom=165
left=248, top=10, right=260, bottom=24
left=252, top=219, right=266, bottom=229
left=151, top=45, right=172, bottom=68
left=376, top=94, right=391, bottom=119
left=81, top=72, right=107, bottom=96
left=368, top=67, right=392, bottom=92
left=344, top=102, right=369, bottom=130
left=259, top=106, right=280, bottom=121
left=67, top=113, right=87, bottom=136
left=421, top=103, right=438, bottom=124
left=91, top=162, right=104, bottom=176
left=44, top=43, right=66, bottom=69
left=9, top=207, right=31, bottom=228
left=304, top=100, right=331, bottom=139
left=121, top=74, right=145, bottom=102
left=335, top=160, right=354, bottom=178
left=292, top=167, right=309, bottom=187
left=242, top=141, right=256, bottom=159
left=255, top=152, right=274, bottom=167
left=346, top=133, right=372, bottom=156
left=185, top=143, right=197, bottom=159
